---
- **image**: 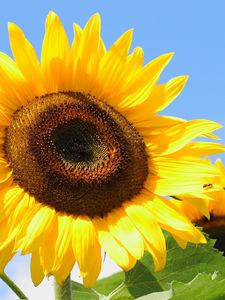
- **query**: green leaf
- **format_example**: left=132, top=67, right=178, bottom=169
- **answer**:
left=136, top=273, right=225, bottom=300
left=108, top=234, right=225, bottom=299
left=95, top=272, right=125, bottom=295
left=170, top=272, right=225, bottom=299
left=71, top=281, right=105, bottom=300
left=136, top=290, right=172, bottom=300
left=71, top=273, right=124, bottom=299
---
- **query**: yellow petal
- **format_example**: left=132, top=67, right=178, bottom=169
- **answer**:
left=54, top=215, right=74, bottom=269
left=109, top=29, right=133, bottom=57
left=150, top=156, right=220, bottom=179
left=0, top=91, right=20, bottom=113
left=215, top=158, right=225, bottom=175
left=72, top=217, right=101, bottom=287
left=8, top=22, right=46, bottom=96
left=93, top=217, right=136, bottom=271
left=181, top=196, right=210, bottom=219
left=0, top=217, right=18, bottom=249
left=144, top=194, right=206, bottom=244
left=0, top=185, right=24, bottom=218
left=172, top=199, right=204, bottom=223
left=124, top=202, right=166, bottom=255
left=41, top=11, right=72, bottom=92
left=168, top=142, right=225, bottom=158
left=39, top=225, right=58, bottom=275
left=172, top=235, right=188, bottom=249
left=119, top=79, right=157, bottom=109
left=21, top=206, right=56, bottom=254
left=144, top=239, right=166, bottom=272
left=149, top=177, right=214, bottom=195
left=94, top=30, right=133, bottom=102
left=15, top=202, right=43, bottom=250
left=0, top=52, right=33, bottom=106
left=107, top=208, right=144, bottom=260
left=77, top=13, right=101, bottom=65
left=0, top=158, right=12, bottom=183
left=31, top=250, right=44, bottom=286
left=73, top=14, right=101, bottom=93
left=0, top=108, right=11, bottom=126
left=150, top=75, right=188, bottom=114
left=71, top=23, right=83, bottom=59
left=53, top=243, right=75, bottom=284
left=120, top=52, right=174, bottom=101
left=136, top=115, right=184, bottom=129
left=127, top=47, right=144, bottom=69
left=53, top=217, right=75, bottom=284
left=0, top=241, right=15, bottom=271
left=146, top=120, right=222, bottom=156
left=147, top=157, right=220, bottom=195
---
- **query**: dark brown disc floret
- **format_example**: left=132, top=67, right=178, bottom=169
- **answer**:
left=4, top=92, right=148, bottom=217
left=196, top=214, right=225, bottom=255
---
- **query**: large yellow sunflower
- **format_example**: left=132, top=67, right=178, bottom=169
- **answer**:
left=172, top=159, right=225, bottom=251
left=0, top=11, right=224, bottom=287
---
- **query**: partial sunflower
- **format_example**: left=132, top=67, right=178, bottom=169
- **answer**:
left=0, top=11, right=224, bottom=287
left=172, top=159, right=225, bottom=253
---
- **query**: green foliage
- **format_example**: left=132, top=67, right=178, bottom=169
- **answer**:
left=71, top=282, right=100, bottom=300
left=170, top=273, right=225, bottom=300
left=95, top=272, right=125, bottom=295
left=71, top=234, right=225, bottom=299
left=136, top=273, right=225, bottom=300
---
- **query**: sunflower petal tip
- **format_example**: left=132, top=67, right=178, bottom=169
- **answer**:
left=168, top=51, right=175, bottom=58
left=46, top=10, right=59, bottom=26
left=7, top=22, right=14, bottom=29
left=129, top=28, right=134, bottom=34
left=48, top=10, right=57, bottom=17
left=73, top=22, right=81, bottom=31
left=90, top=13, right=101, bottom=27
left=32, top=276, right=44, bottom=287
left=213, top=121, right=223, bottom=130
left=124, top=28, right=134, bottom=37
left=126, top=28, right=134, bottom=41
left=182, top=75, right=189, bottom=82
left=161, top=52, right=175, bottom=64
left=92, top=12, right=101, bottom=20
left=200, top=236, right=207, bottom=244
left=215, top=158, right=224, bottom=167
left=177, top=75, right=189, bottom=87
left=8, top=22, right=19, bottom=34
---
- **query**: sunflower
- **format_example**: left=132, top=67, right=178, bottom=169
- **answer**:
left=172, top=159, right=225, bottom=252
left=0, top=11, right=224, bottom=287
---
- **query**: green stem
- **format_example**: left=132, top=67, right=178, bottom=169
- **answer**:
left=0, top=272, right=28, bottom=299
left=54, top=275, right=72, bottom=300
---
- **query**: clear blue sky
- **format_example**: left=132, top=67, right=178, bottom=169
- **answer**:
left=0, top=1, right=225, bottom=299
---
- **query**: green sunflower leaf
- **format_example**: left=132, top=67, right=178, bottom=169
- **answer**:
left=71, top=281, right=105, bottom=300
left=95, top=272, right=125, bottom=295
left=169, top=273, right=225, bottom=300
left=136, top=290, right=172, bottom=300
left=135, top=273, right=225, bottom=300
left=71, top=273, right=124, bottom=299
left=71, top=234, right=225, bottom=299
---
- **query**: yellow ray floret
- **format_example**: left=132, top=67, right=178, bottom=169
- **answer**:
left=171, top=159, right=225, bottom=222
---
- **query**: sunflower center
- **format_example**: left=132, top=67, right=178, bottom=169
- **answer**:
left=196, top=215, right=225, bottom=254
left=197, top=215, right=225, bottom=238
left=4, top=92, right=148, bottom=217
left=50, top=120, right=105, bottom=164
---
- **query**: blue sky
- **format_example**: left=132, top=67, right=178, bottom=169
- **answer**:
left=0, top=1, right=225, bottom=299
